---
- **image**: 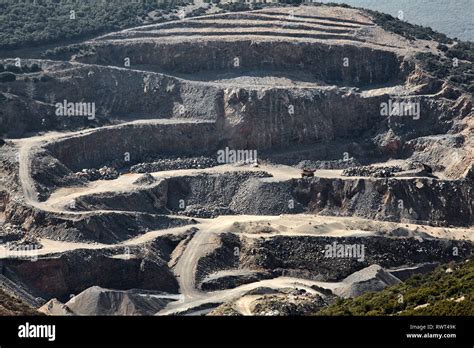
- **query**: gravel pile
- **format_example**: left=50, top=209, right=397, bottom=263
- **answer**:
left=296, top=158, right=360, bottom=170
left=131, top=156, right=217, bottom=173
left=334, top=265, right=401, bottom=298
left=252, top=291, right=328, bottom=316
left=342, top=165, right=403, bottom=177
left=132, top=173, right=157, bottom=186
left=177, top=206, right=233, bottom=218
left=0, top=223, right=25, bottom=242
left=75, top=166, right=119, bottom=181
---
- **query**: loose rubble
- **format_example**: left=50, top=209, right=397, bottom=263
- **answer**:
left=297, top=158, right=361, bottom=170
left=342, top=165, right=403, bottom=177
left=75, top=166, right=119, bottom=181
left=131, top=156, right=217, bottom=173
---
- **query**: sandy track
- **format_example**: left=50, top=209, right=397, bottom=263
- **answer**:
left=158, top=276, right=341, bottom=315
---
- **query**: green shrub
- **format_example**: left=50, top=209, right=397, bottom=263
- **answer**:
left=5, top=64, right=21, bottom=74
left=30, top=63, right=41, bottom=73
left=314, top=260, right=474, bottom=316
left=0, top=1, right=178, bottom=50
left=39, top=74, right=53, bottom=82
left=367, top=10, right=452, bottom=44
left=0, top=72, right=16, bottom=82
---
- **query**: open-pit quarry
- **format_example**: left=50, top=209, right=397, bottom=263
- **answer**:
left=0, top=5, right=473, bottom=316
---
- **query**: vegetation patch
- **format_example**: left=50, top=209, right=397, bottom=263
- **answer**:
left=415, top=47, right=474, bottom=92
left=0, top=288, right=40, bottom=316
left=0, top=0, right=181, bottom=50
left=314, top=259, right=474, bottom=316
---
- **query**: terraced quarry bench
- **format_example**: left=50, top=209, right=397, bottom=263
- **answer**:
left=0, top=5, right=472, bottom=316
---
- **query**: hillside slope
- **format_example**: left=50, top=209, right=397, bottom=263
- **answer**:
left=316, top=260, right=474, bottom=316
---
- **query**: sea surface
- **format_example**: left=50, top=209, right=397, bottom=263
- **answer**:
left=319, top=0, right=473, bottom=41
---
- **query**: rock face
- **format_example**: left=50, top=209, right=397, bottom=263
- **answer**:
left=192, top=233, right=472, bottom=288
left=294, top=177, right=474, bottom=227
left=2, top=235, right=185, bottom=300
left=333, top=265, right=401, bottom=298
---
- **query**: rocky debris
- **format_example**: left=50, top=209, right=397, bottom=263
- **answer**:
left=243, top=287, right=281, bottom=296
left=407, top=161, right=433, bottom=173
left=131, top=156, right=217, bottom=173
left=229, top=179, right=304, bottom=215
left=199, top=270, right=277, bottom=291
left=295, top=176, right=473, bottom=226
left=166, top=171, right=278, bottom=217
left=173, top=302, right=223, bottom=316
left=0, top=223, right=25, bottom=242
left=2, top=238, right=184, bottom=299
left=297, top=158, right=361, bottom=170
left=0, top=287, right=40, bottom=316
left=75, top=166, right=119, bottom=181
left=207, top=302, right=242, bottom=316
left=243, top=236, right=473, bottom=281
left=208, top=287, right=329, bottom=316
left=38, top=298, right=74, bottom=316
left=251, top=290, right=328, bottom=316
left=195, top=233, right=242, bottom=284
left=6, top=236, right=43, bottom=251
left=342, top=165, right=403, bottom=178
left=64, top=286, right=176, bottom=315
left=391, top=161, right=437, bottom=178
left=177, top=205, right=233, bottom=219
left=1, top=5, right=472, bottom=317
left=132, top=173, right=157, bottom=186
left=333, top=265, right=401, bottom=298
left=376, top=129, right=402, bottom=157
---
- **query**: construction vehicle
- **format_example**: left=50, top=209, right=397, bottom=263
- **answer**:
left=301, top=168, right=315, bottom=178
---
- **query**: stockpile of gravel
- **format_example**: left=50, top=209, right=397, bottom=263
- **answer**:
left=252, top=291, right=328, bottom=316
left=230, top=179, right=304, bottom=215
left=342, top=165, right=402, bottom=177
left=65, top=286, right=175, bottom=315
left=131, top=156, right=217, bottom=173
left=333, top=265, right=401, bottom=298
left=177, top=206, right=233, bottom=219
left=296, top=158, right=360, bottom=170
left=168, top=171, right=272, bottom=218
left=75, top=166, right=119, bottom=181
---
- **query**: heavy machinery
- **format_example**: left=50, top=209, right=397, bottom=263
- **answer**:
left=301, top=168, right=315, bottom=178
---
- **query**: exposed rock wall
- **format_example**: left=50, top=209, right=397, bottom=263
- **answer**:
left=44, top=121, right=219, bottom=171
left=241, top=235, right=472, bottom=281
left=78, top=40, right=404, bottom=86
left=2, top=237, right=184, bottom=300
left=294, top=177, right=474, bottom=226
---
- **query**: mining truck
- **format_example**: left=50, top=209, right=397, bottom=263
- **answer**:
left=301, top=168, right=315, bottom=178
